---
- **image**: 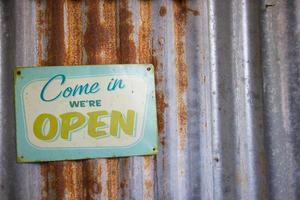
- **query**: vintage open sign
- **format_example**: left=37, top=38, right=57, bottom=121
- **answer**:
left=14, top=65, right=158, bottom=162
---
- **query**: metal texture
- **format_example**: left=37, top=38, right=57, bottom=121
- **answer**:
left=0, top=0, right=299, bottom=199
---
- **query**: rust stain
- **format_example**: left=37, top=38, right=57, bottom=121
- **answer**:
left=152, top=56, right=161, bottom=79
left=44, top=0, right=65, bottom=65
left=83, top=160, right=102, bottom=199
left=63, top=161, right=84, bottom=200
left=153, top=56, right=167, bottom=148
left=119, top=158, right=129, bottom=199
left=47, top=164, right=58, bottom=199
left=159, top=6, right=167, bottom=17
left=144, top=179, right=154, bottom=200
left=40, top=142, right=84, bottom=200
left=119, top=0, right=137, bottom=63
left=120, top=180, right=127, bottom=189
left=65, top=0, right=83, bottom=65
left=84, top=0, right=118, bottom=64
left=143, top=157, right=154, bottom=200
left=173, top=1, right=200, bottom=16
left=107, top=159, right=119, bottom=200
left=138, top=1, right=151, bottom=63
left=75, top=162, right=84, bottom=199
left=173, top=1, right=188, bottom=150
left=36, top=0, right=45, bottom=66
left=152, top=56, right=164, bottom=86
left=51, top=162, right=65, bottom=200
left=156, top=92, right=168, bottom=135
left=100, top=1, right=118, bottom=64
left=84, top=0, right=101, bottom=64
left=40, top=163, right=48, bottom=200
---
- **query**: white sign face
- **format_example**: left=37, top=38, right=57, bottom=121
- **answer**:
left=15, top=65, right=158, bottom=162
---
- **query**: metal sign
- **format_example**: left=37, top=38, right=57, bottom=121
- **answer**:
left=14, top=65, right=158, bottom=162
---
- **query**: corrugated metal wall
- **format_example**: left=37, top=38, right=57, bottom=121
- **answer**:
left=0, top=0, right=299, bottom=199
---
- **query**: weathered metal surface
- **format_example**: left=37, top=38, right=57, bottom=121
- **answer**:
left=0, top=0, right=299, bottom=199
left=14, top=64, right=158, bottom=162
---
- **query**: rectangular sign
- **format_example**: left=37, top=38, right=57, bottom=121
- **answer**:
left=14, top=64, right=158, bottom=162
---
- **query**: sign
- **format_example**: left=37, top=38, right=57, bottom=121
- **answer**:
left=14, top=65, right=158, bottom=162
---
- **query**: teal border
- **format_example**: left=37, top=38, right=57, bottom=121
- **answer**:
left=14, top=64, right=158, bottom=162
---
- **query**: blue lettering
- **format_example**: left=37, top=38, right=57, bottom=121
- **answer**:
left=107, top=79, right=125, bottom=91
left=40, top=74, right=65, bottom=102
left=41, top=74, right=101, bottom=102
left=63, top=87, right=73, bottom=97
left=69, top=101, right=80, bottom=108
left=90, top=82, right=100, bottom=93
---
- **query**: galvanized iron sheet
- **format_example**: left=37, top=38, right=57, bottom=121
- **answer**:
left=0, top=0, right=299, bottom=199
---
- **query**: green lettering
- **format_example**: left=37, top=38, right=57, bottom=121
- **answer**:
left=110, top=110, right=135, bottom=136
left=60, top=112, right=85, bottom=140
left=33, top=113, right=58, bottom=141
left=87, top=111, right=108, bottom=137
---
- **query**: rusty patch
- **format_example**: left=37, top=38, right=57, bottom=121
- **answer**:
left=44, top=0, right=65, bottom=65
left=159, top=6, right=167, bottom=17
left=144, top=179, right=153, bottom=189
left=152, top=56, right=164, bottom=85
left=138, top=1, right=152, bottom=63
left=119, top=158, right=129, bottom=199
left=65, top=0, right=83, bottom=65
left=84, top=0, right=118, bottom=64
left=101, top=1, right=118, bottom=63
left=144, top=179, right=154, bottom=199
left=83, top=160, right=102, bottom=199
left=75, top=162, right=84, bottom=199
left=120, top=180, right=127, bottom=189
left=52, top=162, right=65, bottom=200
left=84, top=0, right=101, bottom=64
left=41, top=161, right=84, bottom=200
left=63, top=161, right=84, bottom=200
left=173, top=1, right=200, bottom=16
left=152, top=55, right=167, bottom=148
left=36, top=0, right=45, bottom=66
left=40, top=164, right=48, bottom=200
left=107, top=159, right=119, bottom=200
left=143, top=156, right=154, bottom=200
left=119, top=0, right=137, bottom=63
left=156, top=92, right=168, bottom=135
left=173, top=1, right=188, bottom=150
